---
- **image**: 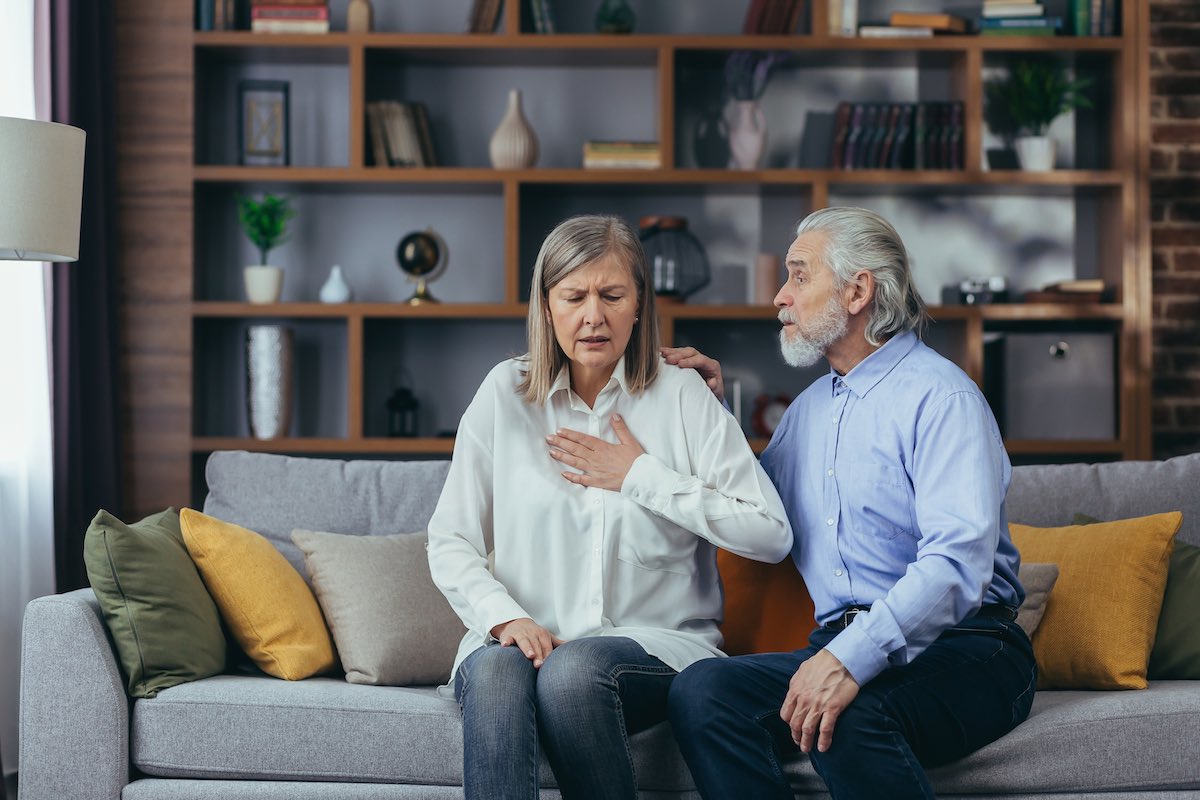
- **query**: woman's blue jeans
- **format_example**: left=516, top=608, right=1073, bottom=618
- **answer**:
left=668, top=614, right=1037, bottom=800
left=454, top=635, right=677, bottom=800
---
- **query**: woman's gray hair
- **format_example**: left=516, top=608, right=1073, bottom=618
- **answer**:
left=796, top=207, right=929, bottom=346
left=519, top=214, right=659, bottom=404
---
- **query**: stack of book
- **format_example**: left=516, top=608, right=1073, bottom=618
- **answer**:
left=1023, top=279, right=1107, bottom=304
left=467, top=0, right=503, bottom=33
left=365, top=101, right=438, bottom=168
left=582, top=141, right=661, bottom=170
left=830, top=101, right=964, bottom=170
left=742, top=0, right=807, bottom=34
left=251, top=1, right=330, bottom=34
left=859, top=11, right=968, bottom=37
left=979, top=0, right=1062, bottom=36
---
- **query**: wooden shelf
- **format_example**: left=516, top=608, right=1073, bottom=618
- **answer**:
left=194, top=165, right=1124, bottom=188
left=192, top=301, right=528, bottom=318
left=194, top=31, right=1126, bottom=54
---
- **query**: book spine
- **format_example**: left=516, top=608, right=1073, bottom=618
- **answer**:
left=197, top=0, right=215, bottom=30
left=251, top=18, right=330, bottom=32
left=979, top=16, right=1061, bottom=27
left=252, top=6, right=330, bottom=19
left=1071, top=0, right=1090, bottom=34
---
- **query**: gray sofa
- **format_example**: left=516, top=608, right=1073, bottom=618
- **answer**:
left=19, top=450, right=1200, bottom=799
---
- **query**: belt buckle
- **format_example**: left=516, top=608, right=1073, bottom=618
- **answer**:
left=842, top=608, right=865, bottom=628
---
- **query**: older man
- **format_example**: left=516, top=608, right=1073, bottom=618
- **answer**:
left=663, top=207, right=1034, bottom=800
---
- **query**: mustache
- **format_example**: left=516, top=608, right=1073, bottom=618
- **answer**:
left=778, top=309, right=797, bottom=325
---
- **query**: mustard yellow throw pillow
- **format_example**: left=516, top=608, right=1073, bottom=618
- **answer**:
left=1010, top=512, right=1181, bottom=690
left=180, top=508, right=336, bottom=680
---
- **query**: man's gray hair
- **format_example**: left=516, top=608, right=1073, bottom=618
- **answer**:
left=796, top=207, right=929, bottom=346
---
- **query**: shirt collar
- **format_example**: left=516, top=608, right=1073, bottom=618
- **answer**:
left=832, top=330, right=919, bottom=398
left=547, top=355, right=632, bottom=405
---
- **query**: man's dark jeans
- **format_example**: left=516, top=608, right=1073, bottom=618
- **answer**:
left=669, top=614, right=1037, bottom=800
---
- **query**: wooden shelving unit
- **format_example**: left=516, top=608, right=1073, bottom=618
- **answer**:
left=187, top=0, right=1149, bottom=471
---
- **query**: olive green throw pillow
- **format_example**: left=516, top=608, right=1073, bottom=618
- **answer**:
left=84, top=508, right=227, bottom=697
left=1074, top=513, right=1200, bottom=680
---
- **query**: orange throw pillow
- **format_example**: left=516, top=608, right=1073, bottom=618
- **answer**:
left=718, top=550, right=816, bottom=656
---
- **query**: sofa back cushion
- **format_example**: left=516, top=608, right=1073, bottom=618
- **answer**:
left=1007, top=452, right=1200, bottom=547
left=203, top=451, right=452, bottom=576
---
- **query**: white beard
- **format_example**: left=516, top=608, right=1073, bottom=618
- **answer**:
left=779, top=294, right=849, bottom=368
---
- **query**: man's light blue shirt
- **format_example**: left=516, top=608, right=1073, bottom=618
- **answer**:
left=760, top=330, right=1024, bottom=687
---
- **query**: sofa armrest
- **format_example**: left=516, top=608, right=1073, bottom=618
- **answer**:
left=20, top=589, right=128, bottom=800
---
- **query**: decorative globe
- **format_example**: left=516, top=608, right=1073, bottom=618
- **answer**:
left=396, top=231, right=441, bottom=278
left=395, top=228, right=447, bottom=305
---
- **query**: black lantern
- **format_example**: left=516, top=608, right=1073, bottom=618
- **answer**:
left=386, top=386, right=419, bottom=437
left=638, top=216, right=711, bottom=301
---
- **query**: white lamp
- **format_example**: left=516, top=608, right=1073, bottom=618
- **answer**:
left=0, top=115, right=86, bottom=262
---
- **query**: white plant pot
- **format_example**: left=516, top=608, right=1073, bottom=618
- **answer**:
left=243, top=265, right=284, bottom=304
left=727, top=100, right=767, bottom=170
left=1014, top=136, right=1055, bottom=171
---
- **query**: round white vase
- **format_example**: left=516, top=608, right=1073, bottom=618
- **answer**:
left=243, top=265, right=284, bottom=304
left=318, top=264, right=352, bottom=303
left=727, top=100, right=767, bottom=170
left=1014, top=135, right=1055, bottom=171
left=489, top=89, right=539, bottom=169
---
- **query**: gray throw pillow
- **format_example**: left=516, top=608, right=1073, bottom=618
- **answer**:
left=290, top=529, right=465, bottom=685
left=1016, top=562, right=1060, bottom=639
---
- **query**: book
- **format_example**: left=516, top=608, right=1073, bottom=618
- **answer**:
left=410, top=102, right=439, bottom=167
left=251, top=18, right=330, bottom=32
left=252, top=5, right=329, bottom=19
left=981, top=3, right=1044, bottom=16
left=1023, top=289, right=1104, bottom=304
left=980, top=25, right=1056, bottom=34
left=980, top=16, right=1062, bottom=27
left=742, top=0, right=768, bottom=33
left=858, top=25, right=934, bottom=37
left=1047, top=278, right=1106, bottom=293
left=888, top=11, right=968, bottom=31
left=365, top=103, right=391, bottom=167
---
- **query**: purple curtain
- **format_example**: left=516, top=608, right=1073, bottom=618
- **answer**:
left=49, top=0, right=122, bottom=592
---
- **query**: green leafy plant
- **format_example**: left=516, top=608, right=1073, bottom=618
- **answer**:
left=236, top=194, right=296, bottom=265
left=985, top=58, right=1093, bottom=139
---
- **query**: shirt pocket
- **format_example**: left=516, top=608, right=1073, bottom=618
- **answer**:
left=615, top=504, right=699, bottom=577
left=845, top=462, right=913, bottom=541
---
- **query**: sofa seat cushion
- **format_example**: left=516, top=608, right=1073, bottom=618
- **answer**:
left=920, top=681, right=1200, bottom=794
left=130, top=675, right=698, bottom=790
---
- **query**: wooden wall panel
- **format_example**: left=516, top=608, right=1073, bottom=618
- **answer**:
left=115, top=0, right=193, bottom=517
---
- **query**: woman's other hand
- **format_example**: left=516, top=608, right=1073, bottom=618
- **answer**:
left=548, top=414, right=645, bottom=491
left=659, top=346, right=724, bottom=403
left=490, top=617, right=564, bottom=668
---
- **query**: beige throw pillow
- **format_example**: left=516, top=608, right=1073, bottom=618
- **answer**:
left=1015, top=562, right=1059, bottom=639
left=290, top=530, right=466, bottom=686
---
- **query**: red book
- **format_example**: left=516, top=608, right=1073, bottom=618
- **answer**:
left=252, top=4, right=329, bottom=19
left=742, top=0, right=767, bottom=33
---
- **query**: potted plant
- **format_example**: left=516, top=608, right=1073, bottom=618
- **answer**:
left=985, top=58, right=1092, bottom=171
left=723, top=51, right=786, bottom=170
left=236, top=193, right=295, bottom=303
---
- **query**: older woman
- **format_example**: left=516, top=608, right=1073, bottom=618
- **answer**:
left=427, top=214, right=791, bottom=800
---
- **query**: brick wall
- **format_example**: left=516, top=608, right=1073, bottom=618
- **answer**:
left=1150, top=0, right=1200, bottom=458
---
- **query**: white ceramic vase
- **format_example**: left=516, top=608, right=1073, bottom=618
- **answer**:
left=1014, top=135, right=1055, bottom=171
left=318, top=264, right=352, bottom=303
left=243, top=265, right=284, bottom=304
left=246, top=324, right=293, bottom=440
left=489, top=89, right=539, bottom=169
left=727, top=100, right=767, bottom=170
left=347, top=0, right=373, bottom=33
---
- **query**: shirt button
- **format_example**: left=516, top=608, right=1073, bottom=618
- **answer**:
left=592, top=598, right=600, bottom=606
left=835, top=569, right=844, bottom=577
left=593, top=498, right=601, bottom=506
left=826, top=518, right=834, bottom=526
left=593, top=547, right=600, bottom=555
left=827, top=468, right=834, bottom=477
left=831, top=417, right=837, bottom=424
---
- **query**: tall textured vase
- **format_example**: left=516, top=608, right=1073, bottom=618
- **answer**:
left=246, top=325, right=294, bottom=440
left=489, top=89, right=539, bottom=169
left=727, top=100, right=767, bottom=170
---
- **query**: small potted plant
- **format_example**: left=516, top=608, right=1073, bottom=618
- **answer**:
left=723, top=50, right=786, bottom=170
left=236, top=193, right=295, bottom=303
left=985, top=58, right=1092, bottom=171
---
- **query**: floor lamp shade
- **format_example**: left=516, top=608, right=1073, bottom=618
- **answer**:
left=0, top=116, right=86, bottom=262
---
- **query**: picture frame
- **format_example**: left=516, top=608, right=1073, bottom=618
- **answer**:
left=237, top=80, right=290, bottom=166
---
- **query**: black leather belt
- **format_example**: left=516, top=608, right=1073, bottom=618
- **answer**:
left=824, top=603, right=1018, bottom=632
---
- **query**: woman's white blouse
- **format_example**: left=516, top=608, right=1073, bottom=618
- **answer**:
left=427, top=357, right=793, bottom=679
